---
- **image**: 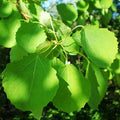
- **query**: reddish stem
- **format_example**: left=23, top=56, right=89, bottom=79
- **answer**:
left=15, top=0, right=29, bottom=21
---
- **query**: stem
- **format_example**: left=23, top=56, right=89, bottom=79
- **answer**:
left=15, top=0, right=29, bottom=21
left=39, top=43, right=54, bottom=55
left=50, top=17, right=58, bottom=42
left=85, top=61, right=90, bottom=79
left=60, top=44, right=68, bottom=62
left=61, top=25, right=84, bottom=43
left=45, top=45, right=55, bottom=57
left=77, top=51, right=90, bottom=63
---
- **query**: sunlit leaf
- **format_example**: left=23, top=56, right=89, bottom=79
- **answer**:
left=39, top=11, right=51, bottom=25
left=53, top=64, right=90, bottom=112
left=16, top=22, right=47, bottom=53
left=81, top=25, right=118, bottom=68
left=2, top=54, right=59, bottom=111
left=94, top=0, right=113, bottom=9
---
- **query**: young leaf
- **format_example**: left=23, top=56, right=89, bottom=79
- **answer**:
left=16, top=22, right=47, bottom=53
left=52, top=19, right=71, bottom=39
left=10, top=45, right=28, bottom=62
left=0, top=11, right=21, bottom=47
left=87, top=63, right=108, bottom=109
left=72, top=31, right=81, bottom=46
left=81, top=25, right=118, bottom=68
left=57, top=3, right=78, bottom=21
left=62, top=37, right=79, bottom=55
left=2, top=54, right=59, bottom=111
left=53, top=64, right=90, bottom=113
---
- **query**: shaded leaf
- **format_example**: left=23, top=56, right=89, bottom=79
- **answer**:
left=102, top=9, right=112, bottom=26
left=62, top=37, right=79, bottom=55
left=110, top=53, right=120, bottom=74
left=10, top=45, right=28, bottom=62
left=76, top=0, right=89, bottom=12
left=0, top=11, right=21, bottom=47
left=72, top=31, right=81, bottom=46
left=0, top=0, right=12, bottom=18
left=87, top=63, right=108, bottom=109
left=57, top=3, right=78, bottom=21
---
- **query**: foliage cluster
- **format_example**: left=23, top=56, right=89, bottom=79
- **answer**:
left=0, top=0, right=120, bottom=119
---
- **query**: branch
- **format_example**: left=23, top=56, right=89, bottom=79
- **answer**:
left=15, top=0, right=29, bottom=21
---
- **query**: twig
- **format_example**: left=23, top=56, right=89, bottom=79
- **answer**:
left=15, top=0, right=29, bottom=21
left=50, top=17, right=58, bottom=42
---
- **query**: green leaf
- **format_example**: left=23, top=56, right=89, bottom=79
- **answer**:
left=53, top=64, right=90, bottom=113
left=37, top=41, right=61, bottom=59
left=0, top=11, right=21, bottom=48
left=102, top=9, right=112, bottom=26
left=2, top=54, right=59, bottom=111
left=52, top=19, right=71, bottom=39
left=77, top=15, right=86, bottom=25
left=76, top=0, right=89, bottom=12
left=0, top=0, right=12, bottom=18
left=16, top=22, right=47, bottom=53
left=57, top=3, right=78, bottom=21
left=39, top=11, right=51, bottom=26
left=87, top=64, right=108, bottom=109
left=32, top=109, right=42, bottom=120
left=110, top=53, right=120, bottom=74
left=62, top=37, right=79, bottom=55
left=90, top=15, right=100, bottom=26
left=51, top=57, right=65, bottom=72
left=28, top=3, right=42, bottom=20
left=72, top=31, right=81, bottom=46
left=10, top=45, right=28, bottom=62
left=81, top=25, right=118, bottom=68
left=0, top=0, right=3, bottom=6
left=94, top=0, right=113, bottom=9
left=36, top=41, right=53, bottom=54
left=111, top=3, right=117, bottom=12
left=19, top=0, right=31, bottom=18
